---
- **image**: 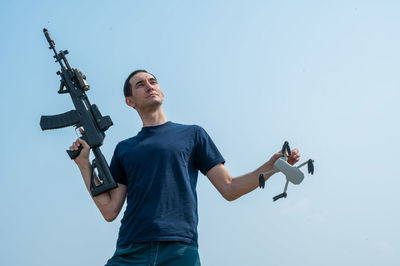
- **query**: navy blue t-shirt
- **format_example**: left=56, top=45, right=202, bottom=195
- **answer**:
left=109, top=121, right=225, bottom=247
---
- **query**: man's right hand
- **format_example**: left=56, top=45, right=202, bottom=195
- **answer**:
left=69, top=129, right=91, bottom=167
left=68, top=130, right=127, bottom=222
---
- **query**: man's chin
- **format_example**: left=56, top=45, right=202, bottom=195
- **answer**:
left=140, top=101, right=163, bottom=111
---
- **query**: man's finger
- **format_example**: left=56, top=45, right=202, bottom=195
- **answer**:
left=291, top=148, right=299, bottom=155
left=70, top=143, right=79, bottom=151
left=76, top=137, right=89, bottom=149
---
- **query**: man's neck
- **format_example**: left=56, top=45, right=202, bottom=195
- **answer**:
left=138, top=107, right=168, bottom=127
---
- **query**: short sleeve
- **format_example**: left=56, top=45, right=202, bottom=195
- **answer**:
left=194, top=126, right=225, bottom=175
left=109, top=143, right=128, bottom=185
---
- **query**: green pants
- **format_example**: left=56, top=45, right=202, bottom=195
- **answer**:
left=105, top=241, right=201, bottom=266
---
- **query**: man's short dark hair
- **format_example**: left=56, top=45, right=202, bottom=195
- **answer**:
left=123, top=69, right=156, bottom=97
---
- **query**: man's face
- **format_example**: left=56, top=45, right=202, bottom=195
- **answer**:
left=126, top=72, right=165, bottom=110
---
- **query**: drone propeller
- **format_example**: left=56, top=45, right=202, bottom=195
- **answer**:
left=307, top=159, right=314, bottom=175
left=273, top=192, right=287, bottom=201
left=282, top=141, right=291, bottom=157
left=259, top=174, right=265, bottom=189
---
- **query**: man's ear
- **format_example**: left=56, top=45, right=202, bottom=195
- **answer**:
left=125, top=97, right=136, bottom=109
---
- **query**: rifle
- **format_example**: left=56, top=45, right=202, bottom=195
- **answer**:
left=40, top=28, right=118, bottom=196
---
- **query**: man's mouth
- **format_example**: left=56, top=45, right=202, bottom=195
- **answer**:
left=148, top=93, right=158, bottom=98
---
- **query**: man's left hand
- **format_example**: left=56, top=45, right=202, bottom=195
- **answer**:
left=287, top=148, right=300, bottom=165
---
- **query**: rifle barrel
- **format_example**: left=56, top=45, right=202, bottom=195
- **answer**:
left=43, top=28, right=55, bottom=48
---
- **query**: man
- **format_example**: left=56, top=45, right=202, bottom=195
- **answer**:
left=70, top=70, right=300, bottom=265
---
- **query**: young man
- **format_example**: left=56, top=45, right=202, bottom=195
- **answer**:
left=70, top=70, right=300, bottom=265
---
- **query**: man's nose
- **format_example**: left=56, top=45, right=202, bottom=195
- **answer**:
left=145, top=81, right=155, bottom=91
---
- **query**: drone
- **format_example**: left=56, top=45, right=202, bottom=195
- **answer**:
left=259, top=141, right=315, bottom=201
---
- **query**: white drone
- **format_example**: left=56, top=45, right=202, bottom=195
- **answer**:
left=259, top=141, right=315, bottom=201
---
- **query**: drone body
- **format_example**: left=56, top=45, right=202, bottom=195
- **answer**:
left=259, top=141, right=315, bottom=201
left=273, top=157, right=304, bottom=185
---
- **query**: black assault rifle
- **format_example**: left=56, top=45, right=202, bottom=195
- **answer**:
left=40, top=28, right=118, bottom=196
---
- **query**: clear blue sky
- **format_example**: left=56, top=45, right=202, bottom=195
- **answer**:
left=1, top=1, right=399, bottom=265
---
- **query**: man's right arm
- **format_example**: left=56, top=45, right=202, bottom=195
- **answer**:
left=70, top=137, right=127, bottom=222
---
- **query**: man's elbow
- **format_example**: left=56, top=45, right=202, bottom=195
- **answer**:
left=102, top=210, right=118, bottom=222
left=218, top=182, right=241, bottom=201
left=222, top=190, right=240, bottom=202
left=225, top=195, right=240, bottom=202
left=104, top=215, right=117, bottom=222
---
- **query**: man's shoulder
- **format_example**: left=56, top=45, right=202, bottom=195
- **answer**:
left=114, top=133, right=142, bottom=151
left=169, top=121, right=202, bottom=130
left=168, top=122, right=208, bottom=137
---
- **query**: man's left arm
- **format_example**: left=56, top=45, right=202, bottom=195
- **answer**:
left=206, top=149, right=300, bottom=201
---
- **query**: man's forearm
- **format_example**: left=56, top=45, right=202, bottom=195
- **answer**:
left=208, top=151, right=299, bottom=201
left=77, top=160, right=116, bottom=218
left=228, top=161, right=275, bottom=201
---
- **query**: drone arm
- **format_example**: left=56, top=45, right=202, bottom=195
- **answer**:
left=296, top=159, right=315, bottom=174
left=259, top=169, right=278, bottom=188
left=283, top=179, right=289, bottom=192
left=273, top=180, right=289, bottom=201
left=296, top=161, right=308, bottom=168
left=262, top=169, right=278, bottom=176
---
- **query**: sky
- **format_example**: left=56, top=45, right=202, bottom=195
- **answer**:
left=1, top=0, right=399, bottom=265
